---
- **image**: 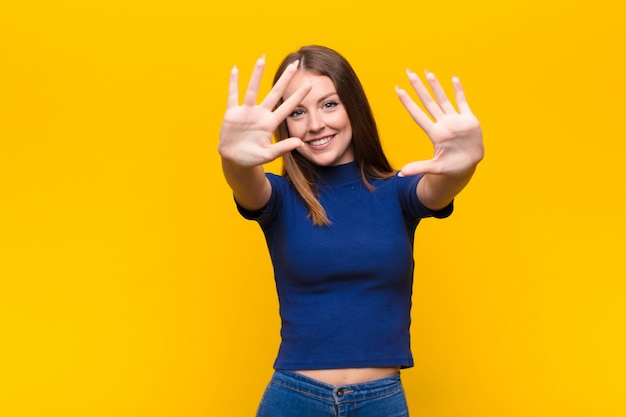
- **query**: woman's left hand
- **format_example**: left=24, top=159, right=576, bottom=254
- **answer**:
left=395, top=70, right=484, bottom=177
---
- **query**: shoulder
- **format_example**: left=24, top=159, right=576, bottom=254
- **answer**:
left=376, top=173, right=454, bottom=220
left=266, top=172, right=296, bottom=196
left=237, top=172, right=296, bottom=224
left=370, top=171, right=422, bottom=194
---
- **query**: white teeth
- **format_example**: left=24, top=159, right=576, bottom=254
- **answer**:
left=309, top=136, right=332, bottom=146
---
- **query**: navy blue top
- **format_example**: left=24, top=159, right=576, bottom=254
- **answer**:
left=237, top=161, right=453, bottom=370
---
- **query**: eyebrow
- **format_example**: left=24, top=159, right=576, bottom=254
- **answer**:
left=316, top=92, right=339, bottom=103
left=291, top=91, right=339, bottom=108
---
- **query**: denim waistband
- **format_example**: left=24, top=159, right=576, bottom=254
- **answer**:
left=271, top=370, right=403, bottom=404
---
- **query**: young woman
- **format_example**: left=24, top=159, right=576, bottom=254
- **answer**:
left=219, top=45, right=484, bottom=417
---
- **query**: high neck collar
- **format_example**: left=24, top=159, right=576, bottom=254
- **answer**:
left=316, top=161, right=361, bottom=185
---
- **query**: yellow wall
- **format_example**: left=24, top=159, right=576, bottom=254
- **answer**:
left=1, top=1, right=625, bottom=416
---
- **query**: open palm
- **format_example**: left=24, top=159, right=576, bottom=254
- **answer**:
left=396, top=70, right=484, bottom=177
left=218, top=57, right=311, bottom=167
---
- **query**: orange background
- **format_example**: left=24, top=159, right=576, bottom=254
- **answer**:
left=1, top=1, right=625, bottom=416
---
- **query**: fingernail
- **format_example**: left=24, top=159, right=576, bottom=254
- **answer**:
left=397, top=171, right=405, bottom=177
left=406, top=68, right=413, bottom=76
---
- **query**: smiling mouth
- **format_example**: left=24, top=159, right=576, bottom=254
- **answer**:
left=307, top=135, right=334, bottom=146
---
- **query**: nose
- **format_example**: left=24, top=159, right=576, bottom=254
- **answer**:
left=308, top=111, right=325, bottom=132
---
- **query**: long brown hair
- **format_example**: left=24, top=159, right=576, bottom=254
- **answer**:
left=273, top=45, right=394, bottom=226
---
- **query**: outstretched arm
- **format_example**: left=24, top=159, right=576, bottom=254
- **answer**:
left=218, top=56, right=311, bottom=210
left=395, top=70, right=484, bottom=210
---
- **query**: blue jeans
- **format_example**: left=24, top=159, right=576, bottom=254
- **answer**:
left=256, top=370, right=409, bottom=417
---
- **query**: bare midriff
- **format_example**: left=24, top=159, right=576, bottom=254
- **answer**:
left=295, top=367, right=400, bottom=385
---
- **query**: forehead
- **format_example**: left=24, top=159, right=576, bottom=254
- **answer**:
left=283, top=71, right=337, bottom=100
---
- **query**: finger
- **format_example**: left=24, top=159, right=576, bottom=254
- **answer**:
left=452, top=76, right=473, bottom=115
left=272, top=79, right=312, bottom=121
left=406, top=69, right=444, bottom=119
left=395, top=86, right=433, bottom=133
left=266, top=137, right=303, bottom=160
left=227, top=65, right=240, bottom=109
left=260, top=60, right=300, bottom=110
left=425, top=71, right=457, bottom=114
left=400, top=159, right=442, bottom=177
left=243, top=55, right=266, bottom=107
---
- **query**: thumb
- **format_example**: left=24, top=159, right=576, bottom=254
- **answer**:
left=400, top=159, right=441, bottom=177
left=267, top=137, right=303, bottom=159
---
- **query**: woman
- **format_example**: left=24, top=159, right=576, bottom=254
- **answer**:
left=219, top=45, right=483, bottom=417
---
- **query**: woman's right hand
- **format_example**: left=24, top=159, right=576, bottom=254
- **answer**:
left=218, top=56, right=311, bottom=167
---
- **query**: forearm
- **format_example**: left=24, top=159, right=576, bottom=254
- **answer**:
left=417, top=166, right=476, bottom=211
left=221, top=158, right=271, bottom=211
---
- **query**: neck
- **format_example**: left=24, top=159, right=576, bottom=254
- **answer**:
left=316, top=160, right=360, bottom=185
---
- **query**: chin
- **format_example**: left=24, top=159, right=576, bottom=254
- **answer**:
left=313, top=156, right=342, bottom=167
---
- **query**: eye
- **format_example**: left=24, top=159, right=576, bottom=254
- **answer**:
left=289, top=109, right=305, bottom=118
left=323, top=101, right=339, bottom=110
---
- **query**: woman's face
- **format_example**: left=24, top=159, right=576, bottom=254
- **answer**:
left=283, top=71, right=354, bottom=166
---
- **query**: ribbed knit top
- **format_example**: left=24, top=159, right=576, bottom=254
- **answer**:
left=237, top=161, right=453, bottom=370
